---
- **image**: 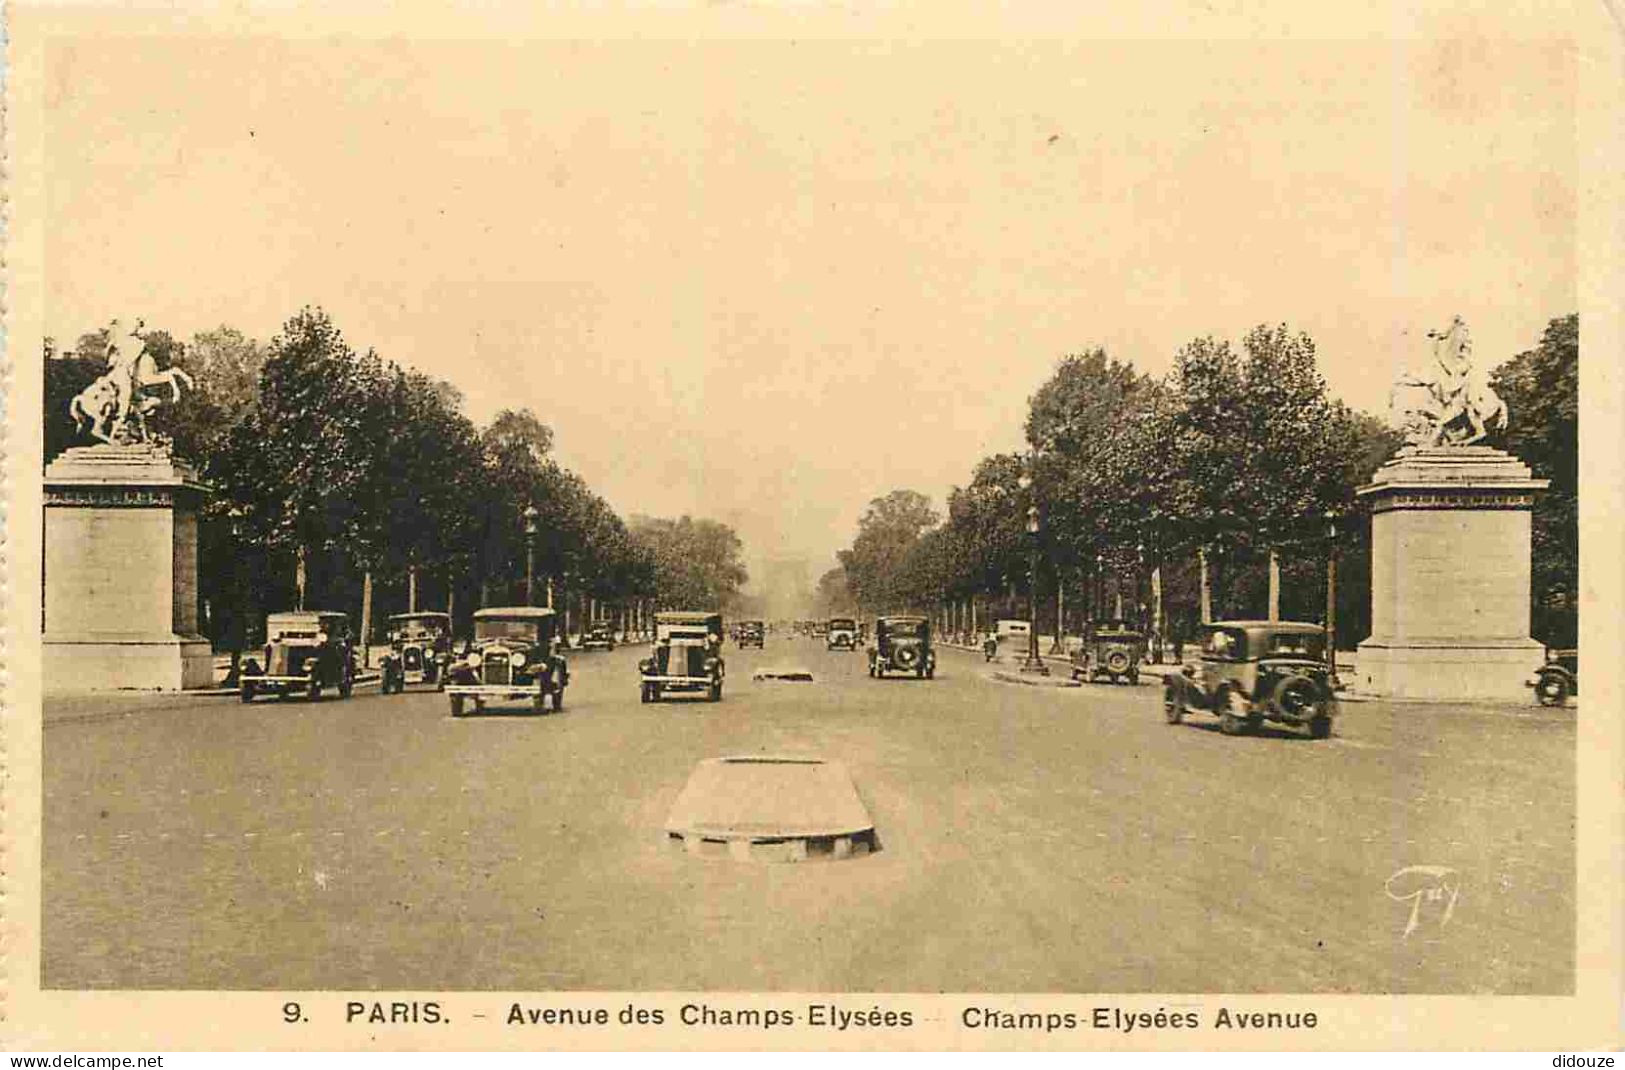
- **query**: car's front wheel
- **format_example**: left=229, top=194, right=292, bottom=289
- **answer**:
left=552, top=688, right=566, bottom=712
left=240, top=682, right=256, bottom=704
left=450, top=695, right=465, bottom=717
left=307, top=678, right=322, bottom=703
left=1536, top=673, right=1569, bottom=707
left=1219, top=689, right=1248, bottom=735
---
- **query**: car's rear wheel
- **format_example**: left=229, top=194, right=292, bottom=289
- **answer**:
left=1536, top=674, right=1569, bottom=707
left=450, top=695, right=465, bottom=717
left=1308, top=712, right=1333, bottom=739
left=240, top=682, right=256, bottom=704
left=708, top=680, right=722, bottom=702
left=1163, top=683, right=1183, bottom=723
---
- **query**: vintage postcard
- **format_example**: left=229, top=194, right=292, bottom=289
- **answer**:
left=4, top=0, right=1621, bottom=1053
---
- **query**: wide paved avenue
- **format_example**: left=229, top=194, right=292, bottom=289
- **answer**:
left=44, top=638, right=1573, bottom=993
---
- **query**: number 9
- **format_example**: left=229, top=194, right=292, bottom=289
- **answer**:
left=283, top=1001, right=303, bottom=1023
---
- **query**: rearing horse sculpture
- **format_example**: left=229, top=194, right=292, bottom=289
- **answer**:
left=69, top=318, right=194, bottom=445
left=1390, top=316, right=1507, bottom=448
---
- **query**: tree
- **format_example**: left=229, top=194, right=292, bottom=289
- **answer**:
left=837, top=489, right=940, bottom=612
left=628, top=515, right=751, bottom=611
left=1492, top=313, right=1578, bottom=645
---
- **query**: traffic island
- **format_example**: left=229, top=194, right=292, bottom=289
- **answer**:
left=751, top=666, right=816, bottom=682
left=665, top=756, right=877, bottom=862
left=988, top=668, right=1081, bottom=688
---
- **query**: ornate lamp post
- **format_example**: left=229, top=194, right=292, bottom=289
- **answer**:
left=522, top=504, right=540, bottom=608
left=1016, top=468, right=1048, bottom=675
left=1324, top=510, right=1340, bottom=681
left=1094, top=552, right=1105, bottom=623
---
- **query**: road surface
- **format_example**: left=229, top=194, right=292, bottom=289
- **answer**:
left=43, top=639, right=1574, bottom=992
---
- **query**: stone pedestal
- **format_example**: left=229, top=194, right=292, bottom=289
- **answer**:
left=1355, top=446, right=1548, bottom=701
left=43, top=445, right=213, bottom=690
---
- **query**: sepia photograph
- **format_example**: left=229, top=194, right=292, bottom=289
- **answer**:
left=5, top=0, right=1621, bottom=1053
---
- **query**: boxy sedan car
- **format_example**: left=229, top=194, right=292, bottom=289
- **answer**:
left=1162, top=621, right=1336, bottom=738
left=443, top=607, right=569, bottom=715
left=240, top=610, right=357, bottom=702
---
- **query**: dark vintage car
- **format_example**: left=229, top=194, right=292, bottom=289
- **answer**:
left=443, top=607, right=569, bottom=716
left=1071, top=620, right=1147, bottom=685
left=641, top=611, right=726, bottom=702
left=240, top=610, right=357, bottom=702
left=1528, top=648, right=1577, bottom=706
left=868, top=615, right=936, bottom=679
left=826, top=617, right=858, bottom=651
left=380, top=610, right=452, bottom=693
left=579, top=622, right=616, bottom=652
left=737, top=620, right=765, bottom=649
left=1163, top=621, right=1336, bottom=738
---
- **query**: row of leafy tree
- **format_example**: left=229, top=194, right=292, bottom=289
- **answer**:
left=45, top=309, right=754, bottom=660
left=818, top=316, right=1578, bottom=649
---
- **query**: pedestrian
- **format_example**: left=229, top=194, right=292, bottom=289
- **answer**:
left=1172, top=630, right=1184, bottom=665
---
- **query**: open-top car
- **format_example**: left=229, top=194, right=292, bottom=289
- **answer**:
left=579, top=621, right=616, bottom=652
left=1071, top=619, right=1147, bottom=685
left=1163, top=621, right=1337, bottom=738
left=379, top=611, right=452, bottom=693
left=240, top=610, right=357, bottom=702
left=443, top=607, right=569, bottom=716
left=641, top=611, right=725, bottom=702
left=1529, top=647, right=1577, bottom=706
left=826, top=617, right=858, bottom=651
left=737, top=620, right=765, bottom=649
left=868, top=615, right=936, bottom=679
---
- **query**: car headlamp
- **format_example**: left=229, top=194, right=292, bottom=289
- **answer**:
left=466, top=650, right=483, bottom=668
left=510, top=651, right=526, bottom=669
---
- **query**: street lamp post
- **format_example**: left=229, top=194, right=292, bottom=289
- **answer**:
left=1324, top=510, right=1340, bottom=682
left=1016, top=468, right=1049, bottom=675
left=523, top=504, right=540, bottom=608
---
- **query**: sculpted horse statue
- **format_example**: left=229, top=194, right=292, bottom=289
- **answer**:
left=68, top=319, right=194, bottom=445
left=1390, top=316, right=1506, bottom=447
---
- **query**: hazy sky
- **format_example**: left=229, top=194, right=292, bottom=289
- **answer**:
left=43, top=33, right=1576, bottom=589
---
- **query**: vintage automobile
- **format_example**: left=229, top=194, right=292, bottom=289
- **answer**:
left=1070, top=620, right=1148, bottom=685
left=640, top=611, right=726, bottom=702
left=579, top=621, right=617, bottom=652
left=1163, top=621, right=1337, bottom=739
left=737, top=620, right=766, bottom=649
left=240, top=610, right=357, bottom=702
left=826, top=617, right=859, bottom=651
left=379, top=611, right=453, bottom=693
left=868, top=615, right=936, bottom=679
left=1529, top=647, right=1578, bottom=706
left=443, top=606, right=569, bottom=716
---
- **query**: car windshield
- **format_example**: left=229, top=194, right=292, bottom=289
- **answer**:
left=830, top=619, right=855, bottom=630
left=1267, top=632, right=1326, bottom=659
left=474, top=619, right=541, bottom=642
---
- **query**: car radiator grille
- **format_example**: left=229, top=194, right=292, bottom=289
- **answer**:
left=482, top=654, right=512, bottom=686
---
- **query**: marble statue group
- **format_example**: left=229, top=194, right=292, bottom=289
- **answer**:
left=1390, top=315, right=1508, bottom=448
left=70, top=318, right=194, bottom=445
